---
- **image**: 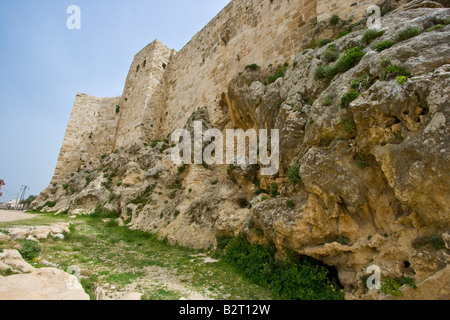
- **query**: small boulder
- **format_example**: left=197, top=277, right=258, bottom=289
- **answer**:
left=0, top=268, right=90, bottom=300
left=0, top=249, right=35, bottom=274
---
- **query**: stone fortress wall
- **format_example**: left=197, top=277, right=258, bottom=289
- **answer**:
left=162, top=0, right=380, bottom=135
left=51, top=0, right=382, bottom=183
left=113, top=40, right=175, bottom=148
left=51, top=94, right=120, bottom=184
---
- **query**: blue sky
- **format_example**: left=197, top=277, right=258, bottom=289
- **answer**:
left=0, top=0, right=231, bottom=202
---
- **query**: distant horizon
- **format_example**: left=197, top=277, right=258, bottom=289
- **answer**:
left=0, top=0, right=231, bottom=202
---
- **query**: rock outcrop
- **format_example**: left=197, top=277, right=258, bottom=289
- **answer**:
left=0, top=267, right=90, bottom=300
left=32, top=1, right=450, bottom=299
left=0, top=250, right=35, bottom=274
left=0, top=223, right=70, bottom=241
left=0, top=250, right=89, bottom=300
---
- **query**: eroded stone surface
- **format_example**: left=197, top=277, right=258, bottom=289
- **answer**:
left=0, top=267, right=89, bottom=300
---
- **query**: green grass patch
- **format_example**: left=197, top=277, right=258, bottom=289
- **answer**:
left=106, top=271, right=146, bottom=285
left=80, top=274, right=99, bottom=300
left=5, top=211, right=272, bottom=300
left=275, top=100, right=284, bottom=109
left=337, top=30, right=351, bottom=39
left=142, top=288, right=183, bottom=300
left=413, top=235, right=446, bottom=250
left=396, top=75, right=407, bottom=85
left=177, top=164, right=187, bottom=174
left=286, top=200, right=295, bottom=210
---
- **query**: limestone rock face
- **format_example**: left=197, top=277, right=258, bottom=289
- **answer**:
left=32, top=2, right=450, bottom=300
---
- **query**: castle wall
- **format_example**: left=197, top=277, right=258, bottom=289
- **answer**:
left=51, top=0, right=385, bottom=184
left=162, top=0, right=382, bottom=136
left=113, top=40, right=175, bottom=148
left=316, top=0, right=379, bottom=22
left=51, top=93, right=120, bottom=183
left=163, top=0, right=318, bottom=135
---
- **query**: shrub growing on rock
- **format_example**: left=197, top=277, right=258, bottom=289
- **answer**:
left=394, top=26, right=423, bottom=43
left=315, top=47, right=366, bottom=81
left=341, top=90, right=360, bottom=108
left=245, top=64, right=260, bottom=71
left=372, top=40, right=395, bottom=52
left=319, top=38, right=334, bottom=47
left=342, top=116, right=357, bottom=134
left=270, top=183, right=279, bottom=198
left=334, top=47, right=366, bottom=73
left=222, top=234, right=345, bottom=300
left=330, top=15, right=341, bottom=26
left=322, top=93, right=336, bottom=106
left=383, top=65, right=411, bottom=80
left=351, top=73, right=374, bottom=91
left=287, top=164, right=301, bottom=183
left=20, top=240, right=41, bottom=261
left=268, top=63, right=289, bottom=84
left=322, top=44, right=340, bottom=63
left=396, top=75, right=407, bottom=85
left=361, top=29, right=385, bottom=45
left=426, top=24, right=445, bottom=32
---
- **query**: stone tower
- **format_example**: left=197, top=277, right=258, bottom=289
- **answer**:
left=113, top=40, right=175, bottom=148
left=51, top=94, right=121, bottom=184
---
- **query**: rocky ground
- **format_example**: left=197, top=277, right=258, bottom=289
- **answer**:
left=31, top=0, right=450, bottom=299
left=0, top=212, right=271, bottom=300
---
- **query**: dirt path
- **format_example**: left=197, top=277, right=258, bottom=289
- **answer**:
left=0, top=210, right=37, bottom=223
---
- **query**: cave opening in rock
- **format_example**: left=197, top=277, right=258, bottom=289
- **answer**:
left=237, top=198, right=249, bottom=208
